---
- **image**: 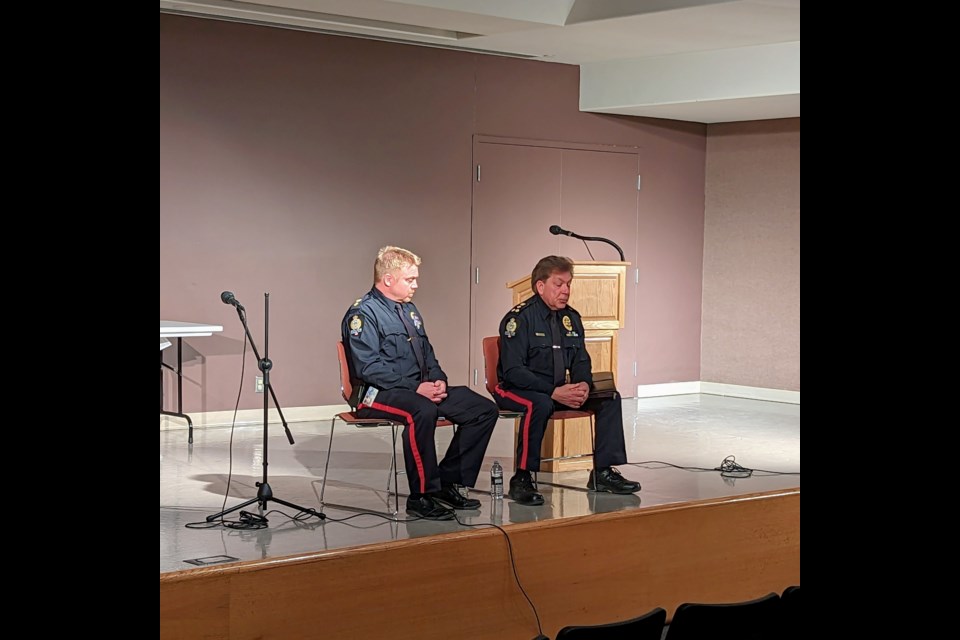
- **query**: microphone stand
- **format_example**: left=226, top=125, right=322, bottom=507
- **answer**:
left=568, top=232, right=625, bottom=262
left=206, top=293, right=323, bottom=523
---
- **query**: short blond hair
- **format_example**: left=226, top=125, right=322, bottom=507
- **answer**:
left=374, top=246, right=421, bottom=283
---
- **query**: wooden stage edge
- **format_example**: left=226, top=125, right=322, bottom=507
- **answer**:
left=161, top=487, right=800, bottom=640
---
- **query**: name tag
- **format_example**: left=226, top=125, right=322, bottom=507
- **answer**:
left=362, top=386, right=379, bottom=406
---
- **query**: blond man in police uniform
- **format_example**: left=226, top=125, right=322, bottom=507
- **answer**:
left=342, top=246, right=498, bottom=520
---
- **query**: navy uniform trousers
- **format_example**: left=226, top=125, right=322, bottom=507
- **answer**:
left=357, top=386, right=498, bottom=495
left=492, top=386, right=628, bottom=472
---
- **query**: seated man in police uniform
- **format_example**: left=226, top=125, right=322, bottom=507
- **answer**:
left=493, top=256, right=641, bottom=506
left=342, top=246, right=499, bottom=520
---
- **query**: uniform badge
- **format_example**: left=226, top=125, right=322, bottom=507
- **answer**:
left=505, top=317, right=518, bottom=338
left=349, top=315, right=363, bottom=336
left=562, top=315, right=573, bottom=331
left=410, top=311, right=422, bottom=330
left=352, top=298, right=362, bottom=308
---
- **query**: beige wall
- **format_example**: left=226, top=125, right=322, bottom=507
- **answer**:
left=701, top=119, right=800, bottom=391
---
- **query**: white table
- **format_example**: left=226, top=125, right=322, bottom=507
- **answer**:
left=160, top=321, right=223, bottom=444
left=160, top=321, right=223, bottom=338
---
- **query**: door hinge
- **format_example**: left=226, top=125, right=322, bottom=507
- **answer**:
left=476, top=165, right=481, bottom=182
left=637, top=175, right=642, bottom=191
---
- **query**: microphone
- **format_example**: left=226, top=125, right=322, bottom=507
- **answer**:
left=220, top=291, right=245, bottom=311
left=547, top=224, right=625, bottom=261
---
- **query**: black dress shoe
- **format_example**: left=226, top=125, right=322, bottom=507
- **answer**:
left=587, top=467, right=641, bottom=494
left=406, top=495, right=455, bottom=520
left=508, top=471, right=545, bottom=506
left=431, top=485, right=481, bottom=510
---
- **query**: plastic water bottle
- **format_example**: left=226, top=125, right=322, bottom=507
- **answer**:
left=490, top=460, right=504, bottom=499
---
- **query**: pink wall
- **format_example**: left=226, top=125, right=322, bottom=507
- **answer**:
left=160, top=15, right=707, bottom=411
left=702, top=119, right=801, bottom=391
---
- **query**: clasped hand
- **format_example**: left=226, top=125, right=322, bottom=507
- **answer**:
left=417, top=380, right=448, bottom=403
left=551, top=382, right=589, bottom=408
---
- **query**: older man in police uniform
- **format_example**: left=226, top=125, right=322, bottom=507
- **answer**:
left=493, top=256, right=641, bottom=506
left=342, top=246, right=499, bottom=520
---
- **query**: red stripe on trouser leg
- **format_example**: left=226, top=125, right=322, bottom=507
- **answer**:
left=365, top=401, right=426, bottom=494
left=494, top=385, right=535, bottom=470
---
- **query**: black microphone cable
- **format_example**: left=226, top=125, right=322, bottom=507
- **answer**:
left=185, top=330, right=253, bottom=530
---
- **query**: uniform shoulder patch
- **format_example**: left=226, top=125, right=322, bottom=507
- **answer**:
left=504, top=317, right=518, bottom=338
left=351, top=298, right=362, bottom=308
left=349, top=315, right=363, bottom=336
left=510, top=301, right=527, bottom=314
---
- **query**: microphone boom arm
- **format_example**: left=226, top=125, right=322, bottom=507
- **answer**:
left=568, top=232, right=625, bottom=262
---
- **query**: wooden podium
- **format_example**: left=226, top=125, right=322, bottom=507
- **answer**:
left=506, top=261, right=630, bottom=472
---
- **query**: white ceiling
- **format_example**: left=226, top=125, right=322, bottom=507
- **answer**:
left=159, top=0, right=800, bottom=124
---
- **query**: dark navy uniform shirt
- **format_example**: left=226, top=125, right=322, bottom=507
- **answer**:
left=497, top=294, right=593, bottom=395
left=341, top=287, right=446, bottom=392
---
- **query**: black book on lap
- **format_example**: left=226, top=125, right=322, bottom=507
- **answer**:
left=589, top=372, right=617, bottom=398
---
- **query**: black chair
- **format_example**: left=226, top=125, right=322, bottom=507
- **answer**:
left=781, top=586, right=800, bottom=640
left=556, top=607, right=666, bottom=640
left=664, top=592, right=781, bottom=640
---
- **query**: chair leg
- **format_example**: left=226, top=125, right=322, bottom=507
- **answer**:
left=513, top=419, right=520, bottom=472
left=384, top=425, right=406, bottom=509
left=385, top=430, right=396, bottom=493
left=587, top=414, right=597, bottom=491
left=320, top=417, right=406, bottom=519
left=319, top=417, right=337, bottom=506
left=391, top=424, right=400, bottom=515
left=536, top=414, right=597, bottom=493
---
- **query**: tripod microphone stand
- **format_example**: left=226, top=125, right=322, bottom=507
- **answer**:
left=207, top=292, right=323, bottom=523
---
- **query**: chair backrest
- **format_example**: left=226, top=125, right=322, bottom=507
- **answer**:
left=780, top=586, right=799, bottom=640
left=557, top=607, right=666, bottom=640
left=781, top=585, right=799, bottom=608
left=336, top=342, right=353, bottom=404
left=665, top=592, right=780, bottom=640
left=481, top=336, right=500, bottom=396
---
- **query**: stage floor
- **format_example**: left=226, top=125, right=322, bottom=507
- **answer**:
left=160, top=394, right=800, bottom=573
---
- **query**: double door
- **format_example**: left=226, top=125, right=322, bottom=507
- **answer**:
left=469, top=138, right=640, bottom=397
